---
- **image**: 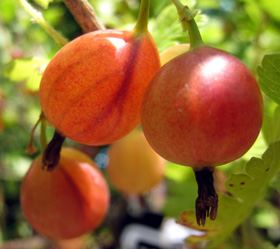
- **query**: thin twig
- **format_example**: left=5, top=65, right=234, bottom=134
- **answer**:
left=62, top=0, right=105, bottom=33
left=17, top=0, right=68, bottom=46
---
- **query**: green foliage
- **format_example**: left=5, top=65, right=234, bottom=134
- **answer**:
left=3, top=58, right=49, bottom=91
left=150, top=2, right=207, bottom=53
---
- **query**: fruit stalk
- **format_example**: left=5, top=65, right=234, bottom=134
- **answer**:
left=194, top=168, right=218, bottom=226
left=17, top=0, right=68, bottom=46
left=171, top=0, right=204, bottom=49
left=133, top=0, right=150, bottom=36
left=40, top=114, right=47, bottom=152
left=26, top=115, right=41, bottom=155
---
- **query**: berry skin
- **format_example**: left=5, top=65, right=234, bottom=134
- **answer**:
left=107, top=129, right=166, bottom=194
left=39, top=30, right=160, bottom=146
left=141, top=45, right=263, bottom=168
left=20, top=148, right=110, bottom=239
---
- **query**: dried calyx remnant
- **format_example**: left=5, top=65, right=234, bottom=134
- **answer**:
left=42, top=130, right=66, bottom=171
left=194, top=167, right=218, bottom=226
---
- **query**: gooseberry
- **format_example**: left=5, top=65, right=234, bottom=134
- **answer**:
left=142, top=45, right=263, bottom=167
left=20, top=147, right=110, bottom=239
left=160, top=43, right=190, bottom=66
left=140, top=4, right=263, bottom=225
left=107, top=129, right=166, bottom=194
left=39, top=0, right=160, bottom=146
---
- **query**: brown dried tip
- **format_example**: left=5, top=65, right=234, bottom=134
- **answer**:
left=26, top=144, right=37, bottom=155
left=42, top=130, right=66, bottom=171
left=194, top=167, right=218, bottom=226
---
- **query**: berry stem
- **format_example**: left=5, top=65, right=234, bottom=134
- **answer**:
left=171, top=0, right=204, bottom=50
left=194, top=167, right=218, bottom=226
left=40, top=114, right=47, bottom=152
left=17, top=0, right=68, bottom=46
left=133, top=0, right=150, bottom=36
left=26, top=114, right=42, bottom=155
left=42, top=130, right=66, bottom=171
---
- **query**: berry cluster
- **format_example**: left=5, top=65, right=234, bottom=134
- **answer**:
left=21, top=0, right=263, bottom=240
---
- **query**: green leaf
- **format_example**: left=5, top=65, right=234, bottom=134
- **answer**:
left=257, top=53, right=280, bottom=105
left=177, top=140, right=280, bottom=248
left=3, top=58, right=49, bottom=91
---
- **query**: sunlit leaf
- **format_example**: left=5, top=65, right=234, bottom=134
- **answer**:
left=257, top=53, right=280, bottom=105
left=3, top=58, right=49, bottom=91
left=177, top=141, right=280, bottom=248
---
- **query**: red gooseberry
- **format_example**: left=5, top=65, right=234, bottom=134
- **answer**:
left=141, top=45, right=263, bottom=168
left=140, top=2, right=263, bottom=226
left=20, top=147, right=110, bottom=239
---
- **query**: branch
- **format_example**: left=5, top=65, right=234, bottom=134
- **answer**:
left=62, top=0, right=105, bottom=33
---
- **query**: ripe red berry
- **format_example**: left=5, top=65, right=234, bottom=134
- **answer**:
left=141, top=45, right=263, bottom=168
left=141, top=37, right=263, bottom=226
left=20, top=148, right=110, bottom=239
left=39, top=0, right=160, bottom=146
